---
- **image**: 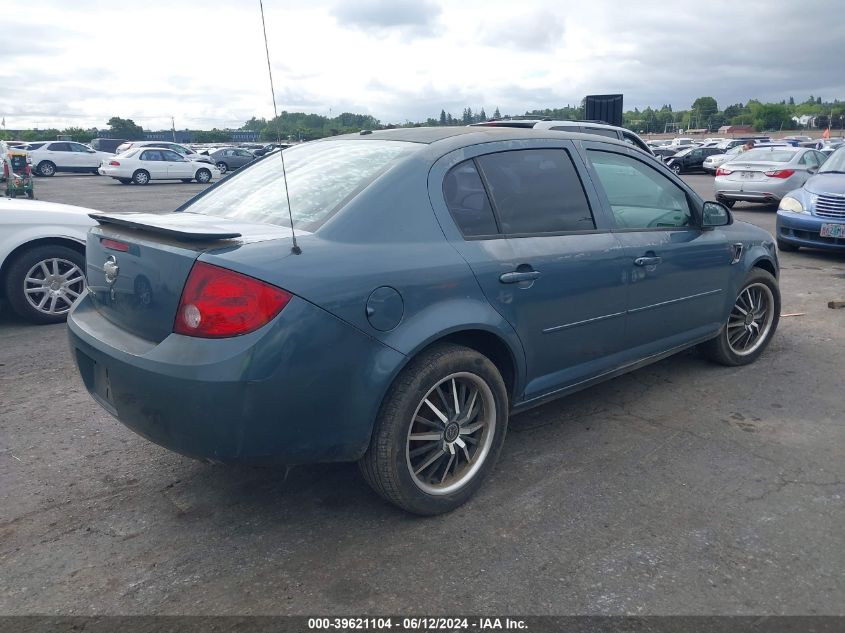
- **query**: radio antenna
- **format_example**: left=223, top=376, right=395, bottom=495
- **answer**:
left=259, top=0, right=301, bottom=254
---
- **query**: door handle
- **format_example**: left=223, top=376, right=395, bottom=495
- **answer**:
left=634, top=256, right=662, bottom=267
left=499, top=270, right=541, bottom=284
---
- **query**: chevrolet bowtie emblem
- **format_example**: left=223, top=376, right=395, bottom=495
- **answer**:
left=104, top=255, right=119, bottom=285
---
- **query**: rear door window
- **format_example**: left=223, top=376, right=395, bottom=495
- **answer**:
left=475, top=149, right=596, bottom=235
left=140, top=150, right=164, bottom=161
left=48, top=142, right=71, bottom=152
left=443, top=161, right=499, bottom=237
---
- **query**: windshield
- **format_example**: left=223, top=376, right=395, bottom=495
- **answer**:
left=186, top=139, right=419, bottom=231
left=737, top=149, right=797, bottom=163
left=819, top=148, right=845, bottom=173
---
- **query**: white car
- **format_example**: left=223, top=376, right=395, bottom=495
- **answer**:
left=99, top=147, right=220, bottom=185
left=26, top=141, right=113, bottom=177
left=0, top=197, right=96, bottom=324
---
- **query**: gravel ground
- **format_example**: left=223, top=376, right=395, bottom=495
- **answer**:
left=0, top=172, right=843, bottom=615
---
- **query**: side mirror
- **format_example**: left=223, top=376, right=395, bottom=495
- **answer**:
left=702, top=201, right=732, bottom=228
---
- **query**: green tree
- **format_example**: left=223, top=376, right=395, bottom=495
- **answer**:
left=493, top=106, right=501, bottom=119
left=439, top=109, right=447, bottom=126
left=691, top=96, right=718, bottom=119
left=478, top=108, right=487, bottom=122
left=107, top=117, right=144, bottom=140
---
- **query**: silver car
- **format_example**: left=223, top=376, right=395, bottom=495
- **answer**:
left=714, top=147, right=828, bottom=207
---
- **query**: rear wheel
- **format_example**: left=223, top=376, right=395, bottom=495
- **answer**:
left=700, top=269, right=780, bottom=366
left=777, top=239, right=799, bottom=252
left=359, top=343, right=508, bottom=515
left=216, top=162, right=228, bottom=174
left=195, top=168, right=212, bottom=183
left=3, top=244, right=86, bottom=324
left=132, top=170, right=150, bottom=185
left=37, top=161, right=56, bottom=177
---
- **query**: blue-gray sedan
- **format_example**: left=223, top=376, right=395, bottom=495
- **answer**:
left=776, top=146, right=845, bottom=252
left=68, top=127, right=781, bottom=514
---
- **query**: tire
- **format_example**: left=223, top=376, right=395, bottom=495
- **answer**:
left=195, top=168, right=212, bottom=184
left=37, top=161, right=56, bottom=177
left=776, top=239, right=799, bottom=252
left=716, top=197, right=735, bottom=209
left=699, top=269, right=780, bottom=367
left=359, top=343, right=509, bottom=515
left=132, top=170, right=150, bottom=185
left=26, top=190, right=34, bottom=199
left=216, top=162, right=228, bottom=174
left=3, top=244, right=86, bottom=324
left=670, top=162, right=682, bottom=174
left=91, top=169, right=100, bottom=175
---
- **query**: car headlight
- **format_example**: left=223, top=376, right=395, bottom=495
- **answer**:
left=778, top=196, right=805, bottom=214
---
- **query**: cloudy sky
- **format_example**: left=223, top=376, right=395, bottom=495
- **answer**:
left=2, top=0, right=843, bottom=132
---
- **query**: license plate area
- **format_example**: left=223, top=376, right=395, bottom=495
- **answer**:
left=820, top=223, right=845, bottom=238
left=740, top=171, right=757, bottom=179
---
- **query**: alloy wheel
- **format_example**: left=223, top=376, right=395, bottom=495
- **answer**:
left=726, top=282, right=775, bottom=356
left=23, top=258, right=85, bottom=316
left=405, top=372, right=496, bottom=495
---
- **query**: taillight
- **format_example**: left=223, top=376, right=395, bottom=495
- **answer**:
left=764, top=169, right=795, bottom=179
left=109, top=160, right=120, bottom=166
left=173, top=261, right=292, bottom=338
left=716, top=167, right=732, bottom=176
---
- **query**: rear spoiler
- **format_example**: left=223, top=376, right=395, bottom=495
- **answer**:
left=89, top=213, right=242, bottom=240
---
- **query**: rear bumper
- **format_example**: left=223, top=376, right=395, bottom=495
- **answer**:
left=776, top=212, right=845, bottom=251
left=67, top=292, right=405, bottom=464
left=714, top=178, right=796, bottom=203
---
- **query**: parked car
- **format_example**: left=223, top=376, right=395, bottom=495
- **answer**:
left=0, top=197, right=94, bottom=323
left=114, top=141, right=214, bottom=164
left=703, top=143, right=790, bottom=174
left=714, top=147, right=828, bottom=207
left=775, top=146, right=845, bottom=252
left=472, top=119, right=655, bottom=155
left=665, top=146, right=725, bottom=174
left=27, top=141, right=113, bottom=176
left=652, top=147, right=679, bottom=161
left=67, top=127, right=781, bottom=515
left=89, top=138, right=127, bottom=153
left=99, top=147, right=220, bottom=185
left=210, top=147, right=258, bottom=173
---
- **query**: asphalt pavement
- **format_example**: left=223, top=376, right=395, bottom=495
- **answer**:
left=1, top=172, right=843, bottom=615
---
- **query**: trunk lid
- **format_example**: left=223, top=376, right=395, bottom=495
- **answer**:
left=85, top=212, right=296, bottom=342
left=721, top=161, right=789, bottom=181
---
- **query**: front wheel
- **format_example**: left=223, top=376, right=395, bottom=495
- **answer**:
left=359, top=343, right=509, bottom=515
left=700, top=269, right=780, bottom=366
left=670, top=163, right=682, bottom=174
left=777, top=239, right=799, bottom=252
left=195, top=168, right=212, bottom=183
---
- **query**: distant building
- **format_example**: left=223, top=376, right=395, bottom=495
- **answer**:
left=145, top=130, right=193, bottom=143
left=231, top=130, right=259, bottom=142
left=718, top=125, right=754, bottom=135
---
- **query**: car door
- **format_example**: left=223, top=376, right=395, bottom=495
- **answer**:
left=234, top=149, right=254, bottom=169
left=429, top=141, right=631, bottom=401
left=138, top=150, right=167, bottom=179
left=69, top=142, right=99, bottom=168
left=161, top=149, right=193, bottom=179
left=686, top=148, right=704, bottom=170
left=582, top=143, right=733, bottom=355
left=45, top=142, right=73, bottom=168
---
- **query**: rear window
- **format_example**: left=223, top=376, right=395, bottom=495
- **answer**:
left=185, top=139, right=419, bottom=231
left=740, top=149, right=797, bottom=162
